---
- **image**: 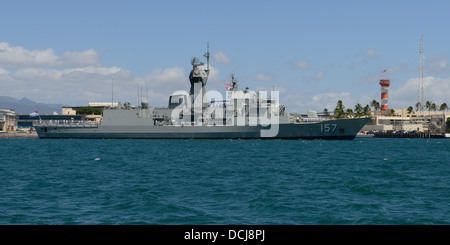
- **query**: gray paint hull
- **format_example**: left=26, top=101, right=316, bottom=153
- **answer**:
left=35, top=117, right=370, bottom=140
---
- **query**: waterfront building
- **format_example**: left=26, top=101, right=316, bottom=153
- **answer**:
left=0, top=109, right=16, bottom=131
left=61, top=102, right=119, bottom=122
left=363, top=109, right=450, bottom=133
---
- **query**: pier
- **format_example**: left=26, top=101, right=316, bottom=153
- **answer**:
left=0, top=130, right=38, bottom=138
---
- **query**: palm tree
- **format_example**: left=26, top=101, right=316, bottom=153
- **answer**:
left=388, top=109, right=396, bottom=117
left=431, top=103, right=437, bottom=114
left=354, top=103, right=363, bottom=118
left=370, top=99, right=377, bottom=110
left=346, top=108, right=354, bottom=118
left=425, top=101, right=431, bottom=116
left=440, top=103, right=448, bottom=112
left=430, top=103, right=437, bottom=132
left=415, top=101, right=422, bottom=113
left=363, top=104, right=371, bottom=117
left=407, top=106, right=414, bottom=118
left=334, top=100, right=346, bottom=119
left=371, top=99, right=381, bottom=115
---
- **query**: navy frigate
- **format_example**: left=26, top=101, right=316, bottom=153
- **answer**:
left=34, top=46, right=370, bottom=139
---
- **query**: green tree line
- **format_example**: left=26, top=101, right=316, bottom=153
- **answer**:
left=333, top=100, right=372, bottom=119
left=76, top=107, right=103, bottom=115
left=331, top=100, right=448, bottom=119
left=408, top=101, right=448, bottom=117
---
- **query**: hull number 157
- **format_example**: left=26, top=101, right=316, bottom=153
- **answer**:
left=320, top=123, right=337, bottom=133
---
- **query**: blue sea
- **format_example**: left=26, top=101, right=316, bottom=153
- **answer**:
left=1, top=137, right=449, bottom=225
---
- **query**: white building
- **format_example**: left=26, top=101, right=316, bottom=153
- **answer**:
left=363, top=109, right=450, bottom=133
left=0, top=109, right=16, bottom=131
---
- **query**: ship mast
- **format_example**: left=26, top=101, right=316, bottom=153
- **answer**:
left=204, top=42, right=210, bottom=71
left=189, top=44, right=210, bottom=96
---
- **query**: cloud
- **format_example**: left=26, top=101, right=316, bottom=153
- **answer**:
left=0, top=67, right=9, bottom=75
left=389, top=76, right=450, bottom=109
left=132, top=65, right=223, bottom=107
left=426, top=54, right=450, bottom=75
left=13, top=66, right=128, bottom=81
left=360, top=64, right=407, bottom=84
left=0, top=43, right=223, bottom=108
left=254, top=85, right=288, bottom=93
left=349, top=48, right=380, bottom=69
left=296, top=60, right=310, bottom=70
left=365, top=48, right=378, bottom=59
left=311, top=92, right=353, bottom=110
left=212, top=51, right=231, bottom=64
left=288, top=58, right=310, bottom=70
left=0, top=42, right=196, bottom=106
left=280, top=90, right=357, bottom=113
left=0, top=42, right=57, bottom=67
left=0, top=42, right=100, bottom=68
left=254, top=73, right=275, bottom=82
left=0, top=65, right=132, bottom=104
left=385, top=64, right=407, bottom=74
left=125, top=67, right=189, bottom=106
left=59, top=49, right=100, bottom=67
left=144, top=67, right=186, bottom=84
left=0, top=64, right=191, bottom=107
left=315, top=71, right=325, bottom=81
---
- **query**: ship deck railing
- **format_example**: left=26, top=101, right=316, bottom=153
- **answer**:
left=295, top=117, right=331, bottom=123
left=33, top=121, right=100, bottom=128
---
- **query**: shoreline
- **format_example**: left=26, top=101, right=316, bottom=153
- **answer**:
left=0, top=130, right=38, bottom=138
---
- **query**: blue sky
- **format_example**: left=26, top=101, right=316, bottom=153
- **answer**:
left=1, top=0, right=450, bottom=112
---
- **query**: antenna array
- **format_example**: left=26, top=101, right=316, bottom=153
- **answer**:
left=418, top=35, right=425, bottom=116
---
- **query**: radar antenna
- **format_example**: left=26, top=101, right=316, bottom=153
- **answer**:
left=230, top=74, right=238, bottom=91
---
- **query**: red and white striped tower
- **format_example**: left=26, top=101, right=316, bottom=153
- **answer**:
left=379, top=79, right=390, bottom=112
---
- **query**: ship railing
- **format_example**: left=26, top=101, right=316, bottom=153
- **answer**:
left=296, top=117, right=330, bottom=123
left=33, top=121, right=100, bottom=128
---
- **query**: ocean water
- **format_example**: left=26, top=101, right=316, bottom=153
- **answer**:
left=0, top=137, right=449, bottom=225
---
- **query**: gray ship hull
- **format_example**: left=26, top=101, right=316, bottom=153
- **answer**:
left=35, top=117, right=370, bottom=140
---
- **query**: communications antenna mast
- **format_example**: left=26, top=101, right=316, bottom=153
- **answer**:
left=418, top=35, right=425, bottom=116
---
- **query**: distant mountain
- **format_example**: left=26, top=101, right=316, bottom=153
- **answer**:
left=0, top=96, right=62, bottom=115
left=18, top=97, right=37, bottom=105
